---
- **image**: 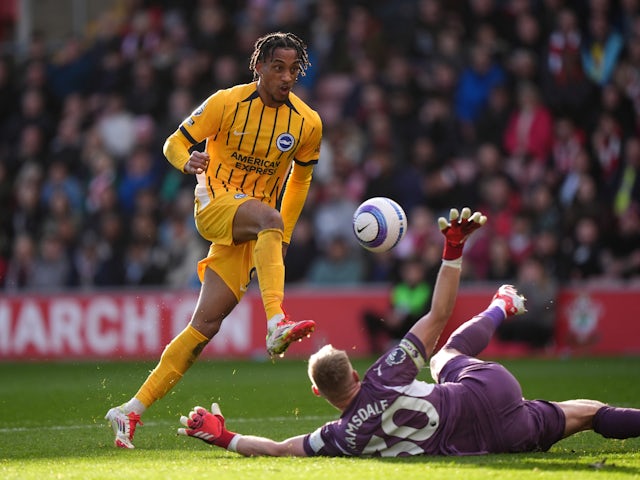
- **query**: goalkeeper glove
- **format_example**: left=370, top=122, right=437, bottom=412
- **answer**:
left=178, top=403, right=240, bottom=451
left=438, top=207, right=487, bottom=267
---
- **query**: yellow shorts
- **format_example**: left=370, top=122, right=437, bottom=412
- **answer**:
left=194, top=186, right=254, bottom=245
left=197, top=241, right=257, bottom=301
left=194, top=186, right=256, bottom=301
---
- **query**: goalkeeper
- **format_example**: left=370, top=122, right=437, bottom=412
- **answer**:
left=178, top=207, right=640, bottom=457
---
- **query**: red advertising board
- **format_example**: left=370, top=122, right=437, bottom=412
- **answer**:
left=0, top=287, right=389, bottom=361
left=436, top=286, right=640, bottom=357
left=1, top=285, right=639, bottom=361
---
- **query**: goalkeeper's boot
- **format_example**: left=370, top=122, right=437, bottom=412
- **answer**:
left=105, top=405, right=143, bottom=449
left=492, top=284, right=527, bottom=318
left=266, top=316, right=315, bottom=357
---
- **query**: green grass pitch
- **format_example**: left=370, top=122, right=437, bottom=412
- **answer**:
left=0, top=356, right=639, bottom=480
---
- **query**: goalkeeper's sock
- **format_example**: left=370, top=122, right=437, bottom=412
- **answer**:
left=593, top=406, right=640, bottom=439
left=443, top=306, right=504, bottom=356
left=134, top=325, right=209, bottom=408
left=254, top=228, right=285, bottom=320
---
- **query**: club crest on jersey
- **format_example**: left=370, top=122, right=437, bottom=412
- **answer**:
left=276, top=133, right=295, bottom=152
left=234, top=193, right=248, bottom=199
left=385, top=347, right=406, bottom=366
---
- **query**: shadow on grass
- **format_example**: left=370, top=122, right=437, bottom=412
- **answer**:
left=363, top=450, right=640, bottom=475
left=4, top=428, right=639, bottom=480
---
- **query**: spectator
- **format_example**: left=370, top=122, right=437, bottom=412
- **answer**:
left=284, top=215, right=319, bottom=284
left=306, top=234, right=365, bottom=286
left=92, top=211, right=126, bottom=286
left=581, top=12, right=624, bottom=87
left=591, top=112, right=624, bottom=187
left=96, top=92, right=136, bottom=161
left=549, top=116, right=586, bottom=185
left=454, top=44, right=506, bottom=139
left=503, top=82, right=554, bottom=186
left=611, top=136, right=640, bottom=216
left=603, top=206, right=640, bottom=280
left=526, top=181, right=562, bottom=234
left=47, top=35, right=96, bottom=101
left=4, top=233, right=37, bottom=291
left=85, top=150, right=118, bottom=216
left=541, top=8, right=593, bottom=124
left=123, top=209, right=167, bottom=286
left=563, top=172, right=609, bottom=236
left=361, top=149, right=404, bottom=206
left=73, top=231, right=104, bottom=288
left=3, top=88, right=54, bottom=170
left=362, top=256, right=433, bottom=354
left=120, top=8, right=162, bottom=61
left=597, top=82, right=637, bottom=138
left=558, top=146, right=597, bottom=209
left=313, top=175, right=360, bottom=250
left=615, top=32, right=640, bottom=132
left=0, top=55, right=16, bottom=127
left=40, top=160, right=84, bottom=213
left=48, top=115, right=84, bottom=171
left=474, top=84, right=512, bottom=146
left=486, top=236, right=517, bottom=282
left=29, top=231, right=75, bottom=290
left=117, top=146, right=160, bottom=213
left=563, top=215, right=605, bottom=281
left=126, top=58, right=165, bottom=117
left=159, top=192, right=208, bottom=289
left=11, top=163, right=44, bottom=237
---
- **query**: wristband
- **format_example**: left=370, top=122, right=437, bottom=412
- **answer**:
left=214, top=428, right=239, bottom=449
left=442, top=257, right=462, bottom=269
left=227, top=434, right=242, bottom=452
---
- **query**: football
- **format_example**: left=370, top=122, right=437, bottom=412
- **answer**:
left=352, top=197, right=407, bottom=252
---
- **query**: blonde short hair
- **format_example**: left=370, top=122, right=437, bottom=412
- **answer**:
left=308, top=345, right=353, bottom=398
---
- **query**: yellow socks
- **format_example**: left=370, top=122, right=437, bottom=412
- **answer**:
left=254, top=228, right=285, bottom=320
left=134, top=325, right=209, bottom=408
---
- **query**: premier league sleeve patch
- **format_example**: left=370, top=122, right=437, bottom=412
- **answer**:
left=399, top=338, right=425, bottom=369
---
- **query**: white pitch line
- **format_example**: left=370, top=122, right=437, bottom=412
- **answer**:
left=0, top=415, right=334, bottom=433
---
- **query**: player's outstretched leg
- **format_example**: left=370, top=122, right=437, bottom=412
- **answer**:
left=105, top=405, right=143, bottom=449
left=594, top=405, right=640, bottom=439
left=266, top=313, right=315, bottom=357
left=443, top=284, right=526, bottom=357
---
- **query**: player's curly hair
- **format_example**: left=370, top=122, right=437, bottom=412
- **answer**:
left=249, top=31, right=311, bottom=80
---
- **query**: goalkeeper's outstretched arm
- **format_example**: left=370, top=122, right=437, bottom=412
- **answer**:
left=232, top=434, right=307, bottom=457
left=408, top=207, right=487, bottom=358
left=177, top=403, right=308, bottom=457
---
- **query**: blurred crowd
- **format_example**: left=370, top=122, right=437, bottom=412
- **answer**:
left=1, top=0, right=640, bottom=294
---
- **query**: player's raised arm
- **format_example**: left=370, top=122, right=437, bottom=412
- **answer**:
left=408, top=207, right=487, bottom=358
left=177, top=403, right=308, bottom=457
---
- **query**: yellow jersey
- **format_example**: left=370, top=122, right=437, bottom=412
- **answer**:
left=166, top=81, right=321, bottom=199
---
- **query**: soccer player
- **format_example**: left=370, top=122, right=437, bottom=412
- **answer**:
left=177, top=207, right=640, bottom=456
left=106, top=32, right=322, bottom=449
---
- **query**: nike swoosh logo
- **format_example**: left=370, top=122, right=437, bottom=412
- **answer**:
left=356, top=224, right=370, bottom=233
left=233, top=130, right=250, bottom=136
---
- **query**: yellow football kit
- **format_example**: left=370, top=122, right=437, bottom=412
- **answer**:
left=164, top=82, right=322, bottom=301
